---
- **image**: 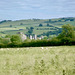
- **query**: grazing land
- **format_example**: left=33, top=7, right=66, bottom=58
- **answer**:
left=0, top=17, right=75, bottom=37
left=0, top=46, right=75, bottom=75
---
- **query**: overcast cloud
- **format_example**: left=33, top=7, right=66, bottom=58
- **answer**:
left=0, top=0, right=75, bottom=20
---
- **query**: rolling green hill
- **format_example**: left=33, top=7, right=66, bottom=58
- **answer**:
left=0, top=17, right=75, bottom=37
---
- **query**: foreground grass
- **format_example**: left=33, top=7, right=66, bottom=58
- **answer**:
left=0, top=46, right=75, bottom=75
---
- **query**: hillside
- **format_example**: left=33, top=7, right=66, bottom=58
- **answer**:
left=0, top=17, right=75, bottom=37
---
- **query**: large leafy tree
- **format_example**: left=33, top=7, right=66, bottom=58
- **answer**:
left=11, top=35, right=22, bottom=44
left=58, top=24, right=75, bottom=39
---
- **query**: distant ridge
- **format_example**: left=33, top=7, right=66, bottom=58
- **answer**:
left=0, top=17, right=75, bottom=37
left=0, top=17, right=75, bottom=21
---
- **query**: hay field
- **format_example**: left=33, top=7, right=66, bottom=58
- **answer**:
left=0, top=46, right=75, bottom=75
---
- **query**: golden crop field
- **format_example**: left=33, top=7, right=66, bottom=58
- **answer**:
left=0, top=46, right=75, bottom=75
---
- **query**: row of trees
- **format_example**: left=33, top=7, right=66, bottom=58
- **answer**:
left=39, top=23, right=54, bottom=27
left=0, top=24, right=75, bottom=48
left=0, top=20, right=12, bottom=24
left=26, top=27, right=34, bottom=36
left=49, top=18, right=75, bottom=23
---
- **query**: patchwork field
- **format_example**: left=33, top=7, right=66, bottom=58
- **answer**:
left=0, top=46, right=75, bottom=75
left=0, top=18, right=75, bottom=36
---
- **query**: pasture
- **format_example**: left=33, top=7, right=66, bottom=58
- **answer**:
left=0, top=18, right=75, bottom=36
left=0, top=46, right=75, bottom=75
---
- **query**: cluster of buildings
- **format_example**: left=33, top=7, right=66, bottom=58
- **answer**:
left=18, top=32, right=44, bottom=41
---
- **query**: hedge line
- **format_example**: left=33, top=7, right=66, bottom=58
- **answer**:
left=0, top=38, right=75, bottom=48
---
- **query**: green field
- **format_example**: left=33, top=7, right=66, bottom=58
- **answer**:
left=0, top=18, right=75, bottom=37
left=0, top=46, right=75, bottom=75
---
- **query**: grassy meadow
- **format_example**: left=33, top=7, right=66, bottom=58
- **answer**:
left=0, top=46, right=75, bottom=75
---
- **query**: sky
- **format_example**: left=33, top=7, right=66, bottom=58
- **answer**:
left=0, top=0, right=75, bottom=20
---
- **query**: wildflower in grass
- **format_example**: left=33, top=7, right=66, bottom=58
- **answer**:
left=41, top=47, right=44, bottom=49
left=0, top=48, right=4, bottom=51
left=46, top=48, right=48, bottom=49
left=17, top=48, right=20, bottom=50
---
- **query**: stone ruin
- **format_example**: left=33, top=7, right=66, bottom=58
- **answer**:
left=17, top=32, right=44, bottom=41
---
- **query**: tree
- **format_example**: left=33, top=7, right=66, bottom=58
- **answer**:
left=1, top=38, right=11, bottom=44
left=11, top=35, right=22, bottom=44
left=49, top=19, right=52, bottom=22
left=5, top=35, right=11, bottom=38
left=47, top=23, right=50, bottom=26
left=10, top=25, right=12, bottom=27
left=70, top=19, right=74, bottom=21
left=43, top=36, right=48, bottom=39
left=27, top=27, right=34, bottom=36
left=39, top=24, right=43, bottom=27
left=20, top=23, right=23, bottom=25
left=57, top=24, right=75, bottom=39
left=30, top=27, right=34, bottom=30
left=28, top=29, right=33, bottom=34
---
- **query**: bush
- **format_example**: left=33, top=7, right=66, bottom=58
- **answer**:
left=39, top=24, right=43, bottom=27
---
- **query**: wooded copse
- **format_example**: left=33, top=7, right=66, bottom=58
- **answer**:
left=0, top=24, right=75, bottom=48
